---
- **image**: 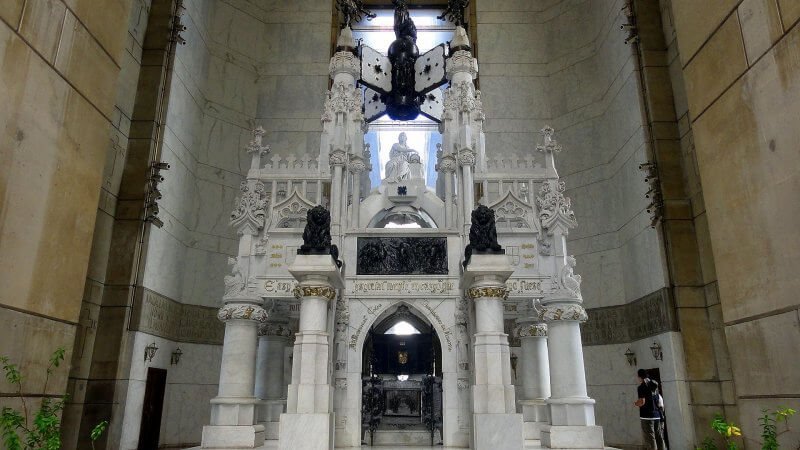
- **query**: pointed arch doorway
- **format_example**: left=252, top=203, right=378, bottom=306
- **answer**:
left=361, top=304, right=443, bottom=446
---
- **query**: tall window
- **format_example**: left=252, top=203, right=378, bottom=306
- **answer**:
left=352, top=8, right=455, bottom=190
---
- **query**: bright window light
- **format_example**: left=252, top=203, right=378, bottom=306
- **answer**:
left=385, top=321, right=420, bottom=335
left=397, top=374, right=409, bottom=381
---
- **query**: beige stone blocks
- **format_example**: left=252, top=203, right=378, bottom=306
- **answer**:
left=738, top=0, right=783, bottom=65
left=62, top=0, right=132, bottom=64
left=0, top=0, right=25, bottom=28
left=56, top=10, right=119, bottom=117
left=18, top=0, right=66, bottom=63
left=683, top=13, right=748, bottom=117
left=692, top=24, right=800, bottom=323
left=778, top=0, right=800, bottom=29
left=671, top=0, right=740, bottom=63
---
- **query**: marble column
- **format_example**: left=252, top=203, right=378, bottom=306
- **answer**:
left=436, top=153, right=457, bottom=228
left=462, top=254, right=524, bottom=450
left=348, top=155, right=366, bottom=229
left=515, top=319, right=551, bottom=440
left=329, top=151, right=347, bottom=233
left=255, top=319, right=291, bottom=440
left=278, top=254, right=343, bottom=450
left=201, top=301, right=268, bottom=448
left=539, top=293, right=604, bottom=448
left=458, top=149, right=476, bottom=230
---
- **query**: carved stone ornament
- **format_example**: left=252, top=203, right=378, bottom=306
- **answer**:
left=446, top=51, right=478, bottom=79
left=335, top=295, right=350, bottom=331
left=490, top=191, right=535, bottom=230
left=538, top=304, right=588, bottom=323
left=273, top=191, right=315, bottom=229
left=329, top=51, right=360, bottom=78
left=258, top=321, right=293, bottom=337
left=463, top=205, right=504, bottom=267
left=457, top=148, right=476, bottom=166
left=466, top=286, right=509, bottom=300
left=230, top=181, right=269, bottom=234
left=349, top=157, right=367, bottom=174
left=436, top=154, right=457, bottom=173
left=217, top=303, right=268, bottom=323
left=536, top=126, right=563, bottom=154
left=557, top=255, right=583, bottom=300
left=223, top=257, right=246, bottom=298
left=536, top=180, right=578, bottom=233
left=444, top=81, right=482, bottom=115
left=246, top=126, right=270, bottom=158
left=516, top=323, right=548, bottom=338
left=293, top=285, right=337, bottom=301
left=357, top=237, right=448, bottom=275
left=329, top=149, right=349, bottom=167
left=322, top=81, right=363, bottom=123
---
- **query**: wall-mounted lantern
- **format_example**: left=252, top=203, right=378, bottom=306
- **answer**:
left=649, top=341, right=663, bottom=361
left=144, top=342, right=159, bottom=362
left=624, top=348, right=637, bottom=366
left=170, top=348, right=183, bottom=365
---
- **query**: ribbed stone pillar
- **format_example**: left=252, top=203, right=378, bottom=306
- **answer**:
left=255, top=320, right=291, bottom=440
left=462, top=253, right=524, bottom=450
left=201, top=301, right=268, bottom=448
left=515, top=319, right=551, bottom=439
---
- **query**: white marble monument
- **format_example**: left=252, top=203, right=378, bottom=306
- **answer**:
left=199, top=19, right=605, bottom=450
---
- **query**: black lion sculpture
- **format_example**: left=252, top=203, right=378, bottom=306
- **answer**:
left=463, top=205, right=504, bottom=267
left=298, top=206, right=342, bottom=268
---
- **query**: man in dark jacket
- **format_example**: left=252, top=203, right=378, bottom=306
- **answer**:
left=634, top=369, right=666, bottom=450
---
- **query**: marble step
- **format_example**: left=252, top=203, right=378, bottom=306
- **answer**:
left=370, top=429, right=440, bottom=446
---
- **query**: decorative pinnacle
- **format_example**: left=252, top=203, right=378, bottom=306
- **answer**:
left=246, top=126, right=270, bottom=155
left=537, top=126, right=562, bottom=154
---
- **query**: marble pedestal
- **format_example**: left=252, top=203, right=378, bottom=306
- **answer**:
left=473, top=413, right=524, bottom=450
left=521, top=399, right=549, bottom=439
left=541, top=424, right=604, bottom=449
left=278, top=413, right=334, bottom=450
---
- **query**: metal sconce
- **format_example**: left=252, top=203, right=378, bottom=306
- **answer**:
left=650, top=341, right=663, bottom=361
left=624, top=348, right=637, bottom=366
left=170, top=348, right=183, bottom=365
left=144, top=342, right=159, bottom=362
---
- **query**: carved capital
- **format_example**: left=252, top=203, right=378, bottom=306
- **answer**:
left=293, top=285, right=337, bottom=301
left=457, top=149, right=476, bottom=167
left=217, top=303, right=268, bottom=323
left=436, top=154, right=457, bottom=173
left=516, top=323, right=548, bottom=337
left=348, top=157, right=367, bottom=174
left=466, top=286, right=509, bottom=300
left=329, top=149, right=348, bottom=167
left=538, top=304, right=587, bottom=323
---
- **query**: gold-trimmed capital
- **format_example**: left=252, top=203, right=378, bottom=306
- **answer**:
left=293, top=285, right=337, bottom=301
left=466, top=286, right=509, bottom=300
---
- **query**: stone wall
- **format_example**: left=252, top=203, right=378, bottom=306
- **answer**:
left=665, top=0, right=800, bottom=446
left=476, top=1, right=687, bottom=447
left=0, top=0, right=132, bottom=444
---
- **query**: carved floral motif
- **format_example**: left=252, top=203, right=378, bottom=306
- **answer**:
left=536, top=181, right=577, bottom=233
left=329, top=149, right=348, bottom=167
left=217, top=303, right=268, bottom=323
left=516, top=323, right=548, bottom=337
left=293, top=285, right=337, bottom=301
left=230, top=181, right=269, bottom=234
left=446, top=51, right=478, bottom=79
left=457, top=148, right=476, bottom=166
left=538, top=304, right=588, bottom=323
left=329, top=51, right=360, bottom=77
left=322, top=81, right=363, bottom=123
left=436, top=154, right=457, bottom=173
left=444, top=81, right=482, bottom=116
left=466, top=286, right=509, bottom=300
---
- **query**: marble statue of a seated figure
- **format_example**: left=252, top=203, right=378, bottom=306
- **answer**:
left=384, top=132, right=423, bottom=182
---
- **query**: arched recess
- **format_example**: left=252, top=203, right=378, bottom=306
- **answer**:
left=362, top=303, right=443, bottom=378
left=353, top=300, right=450, bottom=376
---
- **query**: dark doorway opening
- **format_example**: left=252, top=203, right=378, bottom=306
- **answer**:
left=138, top=367, right=167, bottom=450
